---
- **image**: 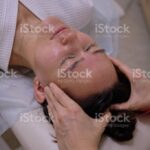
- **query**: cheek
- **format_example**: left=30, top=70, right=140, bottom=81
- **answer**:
left=49, top=43, right=62, bottom=57
left=77, top=54, right=105, bottom=72
left=77, top=32, right=92, bottom=45
left=40, top=44, right=62, bottom=66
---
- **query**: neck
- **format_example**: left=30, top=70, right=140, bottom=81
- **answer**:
left=10, top=2, right=41, bottom=70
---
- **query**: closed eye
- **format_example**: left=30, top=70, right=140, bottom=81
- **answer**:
left=92, top=49, right=105, bottom=54
left=65, top=58, right=84, bottom=72
left=84, top=43, right=96, bottom=52
left=84, top=43, right=105, bottom=54
left=60, top=55, right=75, bottom=67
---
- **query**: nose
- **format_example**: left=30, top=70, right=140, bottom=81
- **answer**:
left=58, top=30, right=77, bottom=45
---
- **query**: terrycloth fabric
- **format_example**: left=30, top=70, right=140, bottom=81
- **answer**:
left=0, top=0, right=18, bottom=72
left=0, top=71, right=40, bottom=135
left=20, top=0, right=94, bottom=29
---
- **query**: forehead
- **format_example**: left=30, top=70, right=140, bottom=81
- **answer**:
left=57, top=55, right=118, bottom=101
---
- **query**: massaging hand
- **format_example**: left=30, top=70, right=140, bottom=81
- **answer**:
left=44, top=83, right=111, bottom=150
left=109, top=57, right=150, bottom=111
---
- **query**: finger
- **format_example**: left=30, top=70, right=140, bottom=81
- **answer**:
left=50, top=83, right=76, bottom=107
left=110, top=102, right=131, bottom=110
left=108, top=56, right=133, bottom=82
left=44, top=87, right=57, bottom=114
left=47, top=106, right=55, bottom=122
left=45, top=96, right=53, bottom=113
left=94, top=112, right=112, bottom=131
left=44, top=86, right=63, bottom=113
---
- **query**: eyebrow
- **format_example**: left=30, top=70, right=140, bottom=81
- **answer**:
left=60, top=48, right=106, bottom=67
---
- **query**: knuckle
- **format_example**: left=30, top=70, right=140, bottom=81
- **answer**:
left=69, top=105, right=80, bottom=113
left=56, top=107, right=81, bottom=124
left=57, top=112, right=68, bottom=123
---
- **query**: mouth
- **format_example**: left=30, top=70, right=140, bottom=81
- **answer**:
left=52, top=27, right=68, bottom=39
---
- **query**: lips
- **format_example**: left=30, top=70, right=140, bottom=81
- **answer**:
left=52, top=27, right=67, bottom=39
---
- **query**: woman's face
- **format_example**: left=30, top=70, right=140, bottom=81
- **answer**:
left=34, top=17, right=118, bottom=102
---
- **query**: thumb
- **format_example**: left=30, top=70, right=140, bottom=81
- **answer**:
left=93, top=112, right=112, bottom=132
left=110, top=102, right=130, bottom=110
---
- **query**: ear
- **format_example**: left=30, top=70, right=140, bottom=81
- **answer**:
left=34, top=77, right=45, bottom=103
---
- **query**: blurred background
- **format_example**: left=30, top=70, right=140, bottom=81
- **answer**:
left=0, top=0, right=150, bottom=149
left=116, top=0, right=150, bottom=71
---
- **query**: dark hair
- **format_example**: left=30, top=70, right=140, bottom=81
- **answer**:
left=42, top=67, right=136, bottom=142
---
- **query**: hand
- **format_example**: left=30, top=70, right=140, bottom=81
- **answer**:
left=44, top=83, right=111, bottom=150
left=109, top=57, right=150, bottom=111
